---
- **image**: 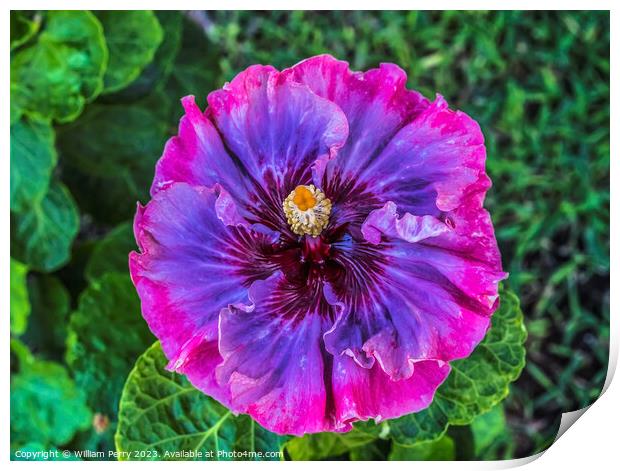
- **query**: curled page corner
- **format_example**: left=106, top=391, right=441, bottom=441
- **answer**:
left=497, top=339, right=617, bottom=468
left=555, top=406, right=591, bottom=442
left=549, top=334, right=618, bottom=448
left=552, top=338, right=617, bottom=444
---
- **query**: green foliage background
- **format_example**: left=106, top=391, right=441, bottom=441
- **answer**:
left=10, top=10, right=609, bottom=461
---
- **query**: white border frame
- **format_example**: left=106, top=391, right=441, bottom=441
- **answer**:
left=3, top=3, right=616, bottom=468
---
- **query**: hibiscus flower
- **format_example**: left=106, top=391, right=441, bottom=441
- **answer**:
left=129, top=54, right=507, bottom=436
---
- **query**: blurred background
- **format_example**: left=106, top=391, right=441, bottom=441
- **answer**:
left=10, top=11, right=609, bottom=460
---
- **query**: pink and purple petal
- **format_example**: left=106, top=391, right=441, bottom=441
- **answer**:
left=208, top=65, right=349, bottom=187
left=283, top=54, right=429, bottom=182
left=284, top=57, right=488, bottom=231
left=216, top=272, right=342, bottom=436
left=151, top=96, right=249, bottom=203
left=283, top=55, right=431, bottom=228
left=129, top=182, right=278, bottom=374
left=357, top=95, right=488, bottom=217
left=168, top=323, right=232, bottom=408
left=325, top=196, right=505, bottom=380
left=206, top=65, right=349, bottom=234
left=332, top=355, right=451, bottom=424
left=153, top=65, right=349, bottom=235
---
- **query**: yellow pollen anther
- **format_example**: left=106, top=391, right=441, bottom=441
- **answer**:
left=283, top=185, right=331, bottom=237
left=292, top=185, right=317, bottom=211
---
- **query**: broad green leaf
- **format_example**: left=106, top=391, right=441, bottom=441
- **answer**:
left=85, top=222, right=135, bottom=282
left=162, top=16, right=221, bottom=122
left=10, top=258, right=30, bottom=336
left=11, top=180, right=79, bottom=272
left=10, top=11, right=40, bottom=50
left=129, top=16, right=213, bottom=134
left=10, top=84, right=28, bottom=125
left=62, top=168, right=143, bottom=225
left=11, top=338, right=35, bottom=368
left=384, top=287, right=527, bottom=445
left=115, top=342, right=285, bottom=461
left=58, top=103, right=167, bottom=223
left=471, top=403, right=512, bottom=459
left=96, top=11, right=164, bottom=93
left=285, top=427, right=376, bottom=460
left=10, top=10, right=108, bottom=123
left=349, top=440, right=386, bottom=461
left=11, top=353, right=91, bottom=447
left=110, top=11, right=182, bottom=98
left=10, top=115, right=56, bottom=212
left=24, top=275, right=70, bottom=355
left=169, top=16, right=220, bottom=95
left=232, top=415, right=287, bottom=461
left=58, top=104, right=166, bottom=177
left=133, top=87, right=178, bottom=138
left=66, top=273, right=153, bottom=416
left=285, top=433, right=348, bottom=461
left=389, top=435, right=455, bottom=461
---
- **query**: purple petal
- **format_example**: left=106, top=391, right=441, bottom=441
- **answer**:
left=130, top=183, right=278, bottom=370
left=283, top=54, right=429, bottom=181
left=283, top=55, right=431, bottom=229
left=153, top=65, right=349, bottom=236
left=332, top=355, right=451, bottom=423
left=285, top=56, right=489, bottom=231
left=357, top=95, right=487, bottom=216
left=151, top=96, right=250, bottom=203
left=216, top=272, right=344, bottom=436
left=361, top=201, right=449, bottom=245
left=207, top=65, right=348, bottom=203
left=166, top=323, right=232, bottom=408
left=325, top=199, right=506, bottom=380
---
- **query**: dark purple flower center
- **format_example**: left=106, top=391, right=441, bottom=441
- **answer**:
left=249, top=185, right=389, bottom=322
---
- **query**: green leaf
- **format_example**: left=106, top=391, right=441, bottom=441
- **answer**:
left=66, top=273, right=153, bottom=417
left=24, top=275, right=71, bottom=355
left=389, top=435, right=455, bottom=461
left=471, top=403, right=512, bottom=459
left=136, top=16, right=221, bottom=130
left=122, top=11, right=183, bottom=98
left=349, top=440, right=386, bottom=460
left=96, top=11, right=164, bottom=94
left=85, top=222, right=135, bottom=282
left=11, top=338, right=35, bottom=368
left=11, top=353, right=91, bottom=447
left=285, top=428, right=376, bottom=460
left=168, top=16, right=220, bottom=95
left=10, top=10, right=108, bottom=123
left=286, top=433, right=348, bottom=461
left=11, top=180, right=79, bottom=272
left=232, top=415, right=287, bottom=461
left=58, top=103, right=166, bottom=177
left=115, top=342, right=285, bottom=461
left=10, top=11, right=41, bottom=50
left=58, top=103, right=167, bottom=223
left=10, top=83, right=28, bottom=125
left=62, top=169, right=142, bottom=225
left=10, top=258, right=30, bottom=336
left=161, top=16, right=220, bottom=123
left=10, top=115, right=57, bottom=212
left=385, top=287, right=527, bottom=445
